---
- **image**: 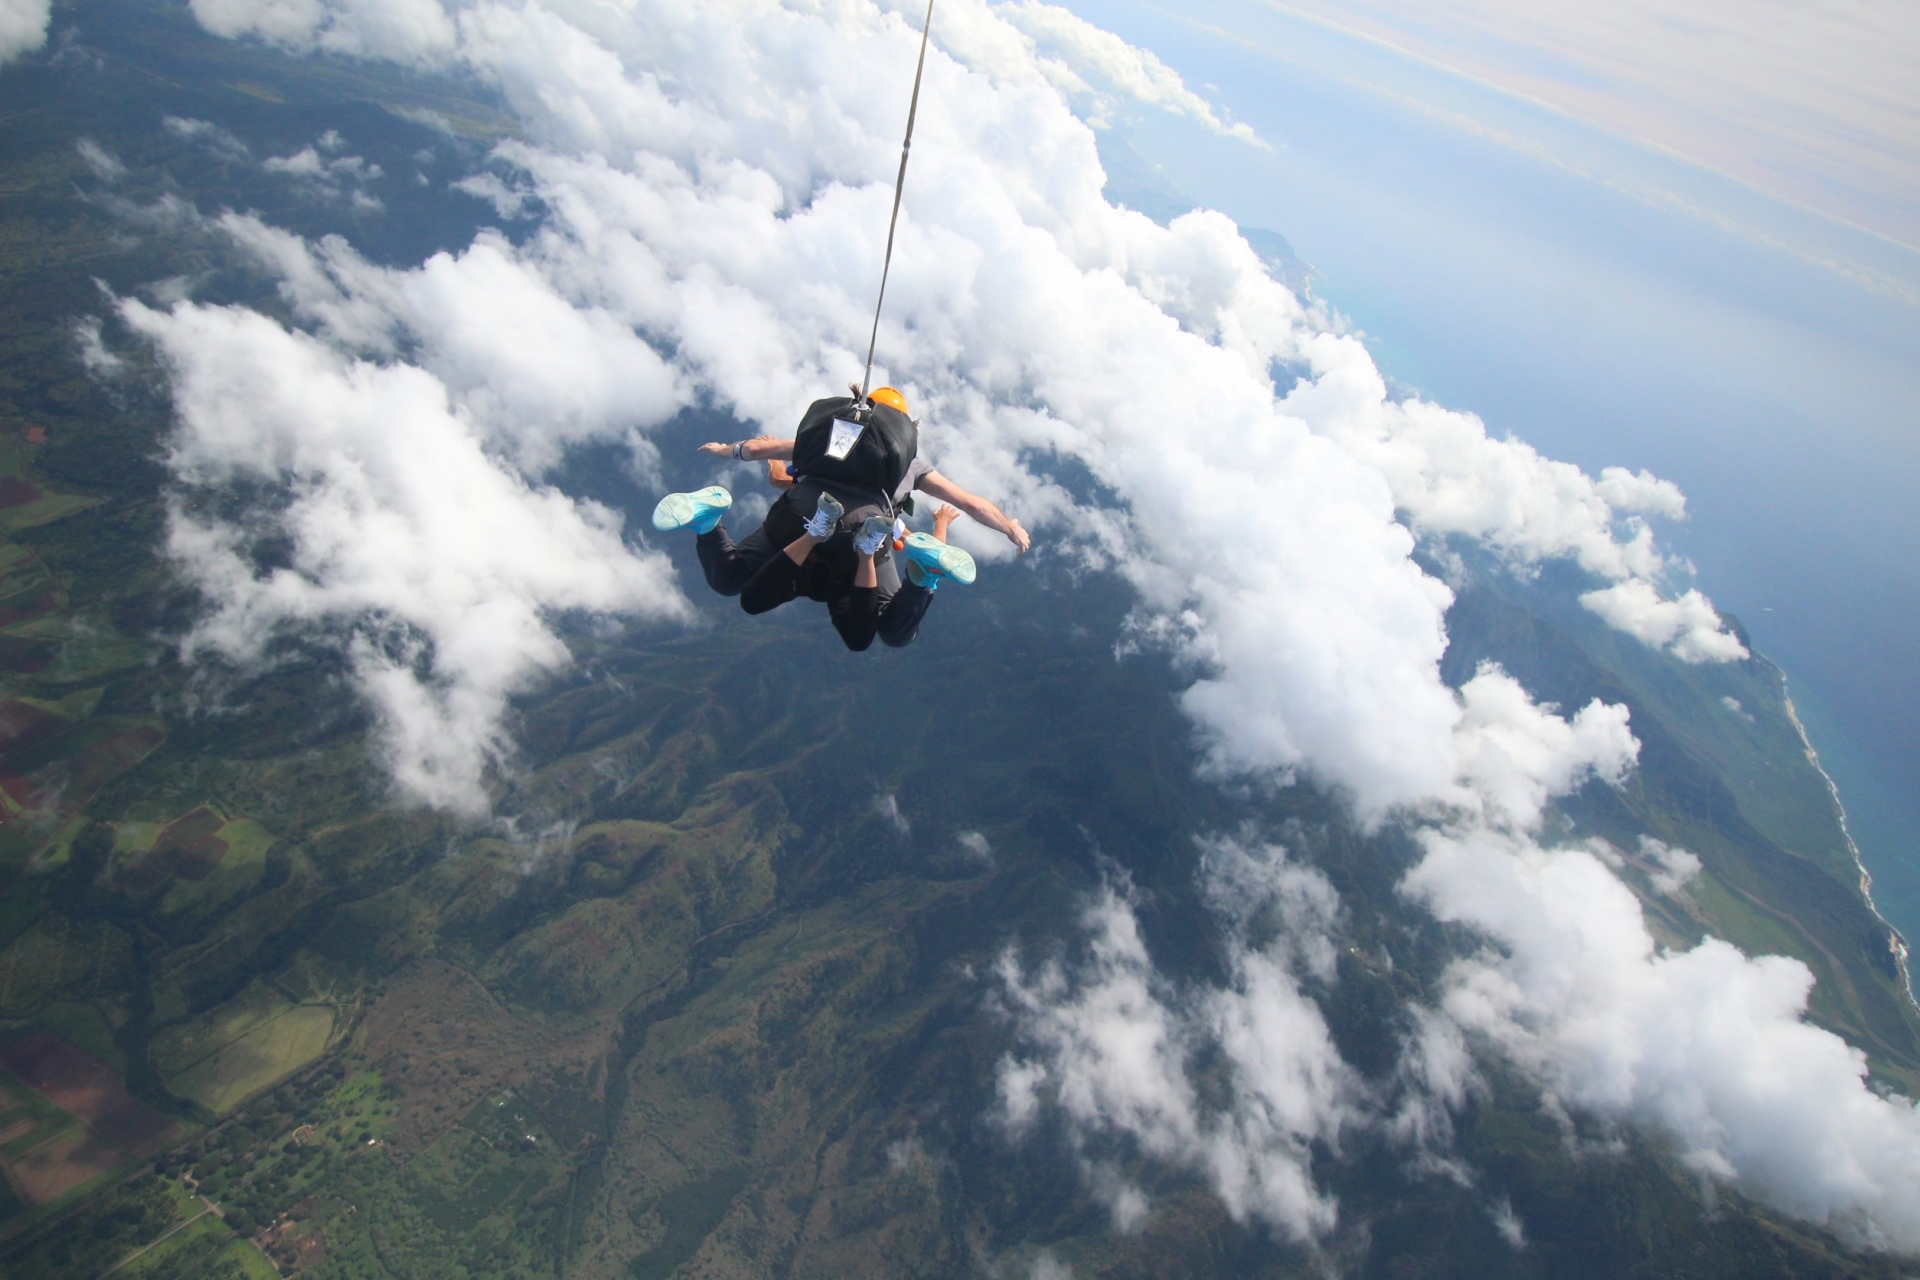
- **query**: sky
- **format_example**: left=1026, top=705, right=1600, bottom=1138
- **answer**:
left=1054, top=0, right=1920, bottom=947
left=22, top=0, right=1920, bottom=1253
left=1244, top=0, right=1920, bottom=250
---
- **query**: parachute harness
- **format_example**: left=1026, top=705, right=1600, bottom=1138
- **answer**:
left=857, top=0, right=937, bottom=409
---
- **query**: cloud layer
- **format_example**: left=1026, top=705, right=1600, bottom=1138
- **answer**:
left=998, top=843, right=1356, bottom=1239
left=1405, top=827, right=1920, bottom=1251
left=154, top=0, right=1740, bottom=819
left=121, top=295, right=687, bottom=811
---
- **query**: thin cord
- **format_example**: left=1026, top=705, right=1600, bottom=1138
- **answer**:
left=859, top=0, right=936, bottom=403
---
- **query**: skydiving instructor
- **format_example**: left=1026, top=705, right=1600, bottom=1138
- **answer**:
left=652, top=386, right=1030, bottom=650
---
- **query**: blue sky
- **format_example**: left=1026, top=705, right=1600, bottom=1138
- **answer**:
left=1056, top=0, right=1920, bottom=939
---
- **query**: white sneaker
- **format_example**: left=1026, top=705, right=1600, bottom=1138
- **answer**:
left=853, top=516, right=892, bottom=556
left=802, top=490, right=845, bottom=539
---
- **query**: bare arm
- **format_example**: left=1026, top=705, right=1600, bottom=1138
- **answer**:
left=697, top=435, right=794, bottom=461
left=917, top=470, right=1030, bottom=554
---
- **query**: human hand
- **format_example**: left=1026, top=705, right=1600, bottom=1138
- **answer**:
left=1005, top=518, right=1031, bottom=554
left=931, top=504, right=960, bottom=540
left=697, top=441, right=732, bottom=456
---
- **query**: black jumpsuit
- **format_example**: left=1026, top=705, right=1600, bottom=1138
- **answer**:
left=694, top=479, right=933, bottom=651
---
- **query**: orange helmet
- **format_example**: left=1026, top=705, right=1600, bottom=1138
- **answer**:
left=868, top=386, right=908, bottom=414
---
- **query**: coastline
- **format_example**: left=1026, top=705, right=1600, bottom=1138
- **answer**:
left=1782, top=679, right=1917, bottom=1010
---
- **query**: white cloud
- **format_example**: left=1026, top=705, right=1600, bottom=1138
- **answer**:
left=261, top=134, right=386, bottom=206
left=1447, top=663, right=1638, bottom=831
left=1027, top=1250, right=1073, bottom=1280
left=1282, top=336, right=1745, bottom=665
left=998, top=847, right=1358, bottom=1239
left=874, top=791, right=911, bottom=835
left=214, top=213, right=684, bottom=472
left=991, top=0, right=1258, bottom=141
left=1403, top=825, right=1920, bottom=1251
left=165, top=114, right=253, bottom=162
left=76, top=139, right=127, bottom=183
left=1640, top=836, right=1702, bottom=896
left=0, top=0, right=50, bottom=65
left=956, top=829, right=995, bottom=867
left=1580, top=579, right=1749, bottom=663
left=1489, top=1193, right=1525, bottom=1249
left=189, top=0, right=454, bottom=61
left=1595, top=466, right=1687, bottom=519
left=120, top=295, right=689, bottom=812
left=73, top=316, right=126, bottom=377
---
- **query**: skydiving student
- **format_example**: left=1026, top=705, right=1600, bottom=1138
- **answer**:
left=652, top=387, right=1026, bottom=648
left=738, top=498, right=962, bottom=651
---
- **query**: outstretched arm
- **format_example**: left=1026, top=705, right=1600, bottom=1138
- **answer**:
left=917, top=470, right=1030, bottom=554
left=698, top=435, right=794, bottom=461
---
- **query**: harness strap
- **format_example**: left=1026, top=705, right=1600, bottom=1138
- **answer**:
left=859, top=0, right=937, bottom=403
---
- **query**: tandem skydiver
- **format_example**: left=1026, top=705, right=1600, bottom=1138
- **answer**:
left=650, top=386, right=1030, bottom=651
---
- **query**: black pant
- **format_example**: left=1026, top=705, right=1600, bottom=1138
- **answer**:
left=695, top=489, right=934, bottom=651
left=695, top=491, right=806, bottom=597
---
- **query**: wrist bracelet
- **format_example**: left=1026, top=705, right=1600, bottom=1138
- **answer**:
left=732, top=441, right=745, bottom=460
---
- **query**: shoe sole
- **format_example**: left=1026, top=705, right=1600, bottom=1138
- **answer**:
left=652, top=486, right=731, bottom=532
left=904, top=532, right=976, bottom=585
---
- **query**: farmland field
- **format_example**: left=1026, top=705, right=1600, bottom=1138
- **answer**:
left=153, top=982, right=338, bottom=1115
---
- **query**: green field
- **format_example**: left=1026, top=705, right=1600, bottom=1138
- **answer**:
left=153, top=981, right=337, bottom=1115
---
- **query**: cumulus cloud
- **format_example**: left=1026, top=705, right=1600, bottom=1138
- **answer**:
left=189, top=0, right=454, bottom=61
left=1381, top=673, right=1920, bottom=1250
left=262, top=130, right=385, bottom=207
left=166, top=118, right=387, bottom=207
left=1282, top=337, right=1744, bottom=664
left=997, top=853, right=1357, bottom=1239
left=1447, top=663, right=1638, bottom=831
left=214, top=213, right=683, bottom=472
left=991, top=0, right=1258, bottom=141
left=1581, top=579, right=1749, bottom=663
left=1027, top=1251, right=1073, bottom=1280
left=0, top=0, right=50, bottom=65
left=1404, top=825, right=1920, bottom=1250
left=1639, top=836, right=1702, bottom=896
left=165, top=114, right=253, bottom=162
left=120, top=295, right=689, bottom=812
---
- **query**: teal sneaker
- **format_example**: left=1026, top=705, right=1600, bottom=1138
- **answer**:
left=902, top=532, right=975, bottom=586
left=652, top=486, right=731, bottom=534
left=905, top=560, right=940, bottom=591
